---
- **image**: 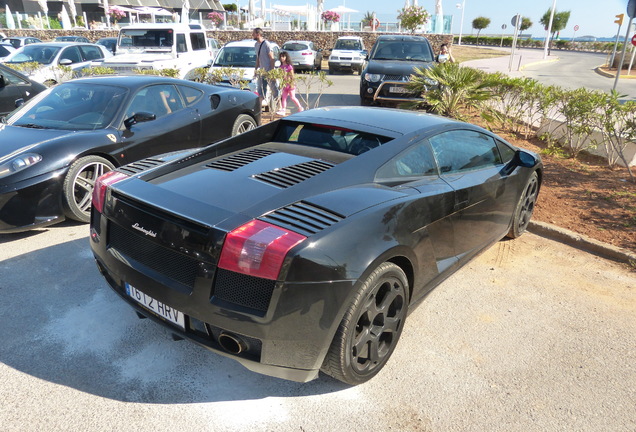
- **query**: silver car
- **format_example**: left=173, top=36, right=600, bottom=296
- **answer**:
left=281, top=40, right=322, bottom=72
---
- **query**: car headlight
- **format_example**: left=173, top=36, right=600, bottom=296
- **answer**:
left=364, top=73, right=382, bottom=83
left=0, top=153, right=42, bottom=179
left=329, top=55, right=337, bottom=61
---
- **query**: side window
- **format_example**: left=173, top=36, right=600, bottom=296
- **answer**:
left=60, top=46, right=83, bottom=64
left=177, top=85, right=204, bottom=107
left=176, top=34, right=187, bottom=53
left=126, top=84, right=184, bottom=118
left=1, top=67, right=28, bottom=85
left=496, top=140, right=516, bottom=163
left=190, top=33, right=206, bottom=51
left=376, top=142, right=438, bottom=180
left=79, top=45, right=104, bottom=61
left=429, top=130, right=502, bottom=174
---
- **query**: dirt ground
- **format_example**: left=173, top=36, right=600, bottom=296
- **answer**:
left=493, top=128, right=636, bottom=254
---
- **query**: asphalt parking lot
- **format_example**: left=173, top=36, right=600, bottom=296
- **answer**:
left=1, top=221, right=634, bottom=431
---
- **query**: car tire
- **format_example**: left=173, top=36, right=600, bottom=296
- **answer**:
left=507, top=171, right=539, bottom=238
left=62, top=155, right=115, bottom=223
left=231, top=114, right=257, bottom=136
left=321, top=262, right=409, bottom=385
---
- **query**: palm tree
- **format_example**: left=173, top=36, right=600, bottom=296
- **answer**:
left=361, top=11, right=375, bottom=28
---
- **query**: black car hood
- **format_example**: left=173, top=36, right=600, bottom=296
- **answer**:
left=115, top=144, right=411, bottom=231
left=366, top=59, right=433, bottom=76
left=0, top=124, right=78, bottom=156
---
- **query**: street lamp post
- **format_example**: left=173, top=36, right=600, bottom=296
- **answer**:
left=457, top=0, right=466, bottom=45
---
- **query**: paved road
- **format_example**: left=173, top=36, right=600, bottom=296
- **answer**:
left=1, top=223, right=634, bottom=431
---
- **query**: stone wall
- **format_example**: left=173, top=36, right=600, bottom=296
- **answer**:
left=0, top=28, right=453, bottom=54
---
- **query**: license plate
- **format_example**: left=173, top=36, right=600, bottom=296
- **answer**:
left=390, top=86, right=409, bottom=94
left=341, top=63, right=351, bottom=66
left=125, top=283, right=185, bottom=330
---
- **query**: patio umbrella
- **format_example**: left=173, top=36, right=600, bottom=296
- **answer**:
left=316, top=0, right=323, bottom=30
left=37, top=0, right=49, bottom=28
left=328, top=5, right=357, bottom=30
left=5, top=4, right=15, bottom=29
left=61, top=4, right=72, bottom=29
left=67, top=0, right=77, bottom=27
left=434, top=0, right=443, bottom=33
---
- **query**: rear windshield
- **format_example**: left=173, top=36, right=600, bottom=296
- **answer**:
left=282, top=42, right=309, bottom=51
left=274, top=122, right=391, bottom=156
left=214, top=46, right=256, bottom=67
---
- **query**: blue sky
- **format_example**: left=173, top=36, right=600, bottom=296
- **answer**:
left=262, top=0, right=630, bottom=38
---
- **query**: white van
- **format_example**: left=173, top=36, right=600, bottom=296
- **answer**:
left=102, top=23, right=211, bottom=79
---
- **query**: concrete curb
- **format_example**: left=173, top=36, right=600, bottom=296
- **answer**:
left=593, top=65, right=636, bottom=79
left=528, top=220, right=636, bottom=264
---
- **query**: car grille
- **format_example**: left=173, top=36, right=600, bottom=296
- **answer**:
left=118, top=158, right=164, bottom=176
left=383, top=74, right=410, bottom=82
left=205, top=149, right=275, bottom=172
left=110, top=65, right=150, bottom=73
left=339, top=57, right=353, bottom=60
left=252, top=160, right=335, bottom=188
left=260, top=201, right=344, bottom=236
left=213, top=268, right=276, bottom=315
left=108, top=222, right=199, bottom=293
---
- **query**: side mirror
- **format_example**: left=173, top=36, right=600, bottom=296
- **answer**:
left=59, top=58, right=73, bottom=66
left=514, top=150, right=538, bottom=168
left=0, top=75, right=5, bottom=87
left=124, top=111, right=156, bottom=129
left=15, top=98, right=24, bottom=108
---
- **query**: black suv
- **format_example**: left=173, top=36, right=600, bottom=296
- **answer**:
left=360, top=35, right=435, bottom=106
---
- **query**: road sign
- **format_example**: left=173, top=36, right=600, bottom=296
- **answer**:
left=628, top=0, right=636, bottom=18
left=632, top=34, right=636, bottom=46
left=502, top=24, right=507, bottom=30
left=616, top=13, right=625, bottom=25
left=511, top=14, right=520, bottom=27
left=574, top=25, right=580, bottom=31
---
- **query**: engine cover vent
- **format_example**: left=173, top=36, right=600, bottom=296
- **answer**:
left=260, top=201, right=344, bottom=236
left=205, top=149, right=275, bottom=172
left=252, top=160, right=334, bottom=189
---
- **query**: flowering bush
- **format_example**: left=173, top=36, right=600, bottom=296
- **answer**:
left=321, top=11, right=340, bottom=23
left=397, top=6, right=430, bottom=33
left=207, top=11, right=223, bottom=26
left=108, top=6, right=126, bottom=22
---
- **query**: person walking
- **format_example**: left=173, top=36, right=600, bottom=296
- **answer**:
left=277, top=51, right=304, bottom=116
left=252, top=27, right=277, bottom=106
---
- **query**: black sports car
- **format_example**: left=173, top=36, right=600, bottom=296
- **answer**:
left=0, top=63, right=47, bottom=116
left=0, top=75, right=260, bottom=233
left=90, top=107, right=542, bottom=385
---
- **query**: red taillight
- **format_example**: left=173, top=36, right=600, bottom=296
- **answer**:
left=301, top=52, right=311, bottom=55
left=92, top=171, right=129, bottom=213
left=218, top=220, right=306, bottom=280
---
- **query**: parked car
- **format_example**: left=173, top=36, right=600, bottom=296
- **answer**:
left=95, top=37, right=128, bottom=54
left=0, top=63, right=47, bottom=115
left=54, top=36, right=91, bottom=43
left=206, top=37, right=221, bottom=62
left=360, top=35, right=435, bottom=106
left=2, top=36, right=42, bottom=49
left=0, top=42, right=16, bottom=60
left=4, top=42, right=112, bottom=85
left=210, top=39, right=280, bottom=83
left=0, top=75, right=260, bottom=233
left=281, top=40, right=322, bottom=71
left=89, top=106, right=542, bottom=385
left=328, top=36, right=366, bottom=74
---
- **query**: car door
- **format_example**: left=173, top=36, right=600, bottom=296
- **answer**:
left=375, top=140, right=457, bottom=288
left=119, top=83, right=202, bottom=163
left=0, top=67, right=34, bottom=115
left=429, top=129, right=518, bottom=262
left=79, top=45, right=106, bottom=64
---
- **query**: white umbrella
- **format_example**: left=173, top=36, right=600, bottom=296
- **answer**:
left=60, top=4, right=72, bottom=29
left=327, top=5, right=357, bottom=30
left=67, top=0, right=77, bottom=27
left=181, top=0, right=189, bottom=23
left=316, top=0, right=323, bottom=30
left=5, top=4, right=15, bottom=29
left=434, top=0, right=443, bottom=33
left=37, top=0, right=49, bottom=28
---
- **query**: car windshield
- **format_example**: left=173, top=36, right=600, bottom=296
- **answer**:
left=7, top=45, right=61, bottom=64
left=371, top=41, right=433, bottom=62
left=7, top=83, right=128, bottom=131
left=55, top=37, right=76, bottom=41
left=214, top=46, right=256, bottom=67
left=119, top=29, right=174, bottom=48
left=274, top=122, right=391, bottom=156
left=334, top=40, right=362, bottom=50
left=3, top=38, right=21, bottom=49
left=282, top=43, right=309, bottom=51
left=0, top=45, right=12, bottom=57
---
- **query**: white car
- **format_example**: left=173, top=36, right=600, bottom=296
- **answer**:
left=4, top=42, right=112, bottom=85
left=328, top=36, right=367, bottom=75
left=281, top=40, right=322, bottom=72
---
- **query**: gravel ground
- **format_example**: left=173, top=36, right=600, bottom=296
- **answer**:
left=0, top=223, right=634, bottom=431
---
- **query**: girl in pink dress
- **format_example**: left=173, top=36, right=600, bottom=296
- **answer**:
left=277, top=51, right=304, bottom=116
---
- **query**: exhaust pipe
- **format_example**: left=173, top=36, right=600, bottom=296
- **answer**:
left=218, top=332, right=246, bottom=354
